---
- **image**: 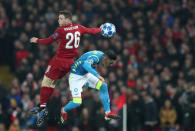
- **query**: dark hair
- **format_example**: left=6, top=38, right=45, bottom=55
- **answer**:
left=59, top=10, right=72, bottom=20
left=104, top=50, right=117, bottom=60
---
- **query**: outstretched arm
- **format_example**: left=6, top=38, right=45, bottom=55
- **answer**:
left=30, top=30, right=61, bottom=45
left=30, top=37, right=55, bottom=45
left=79, top=25, right=103, bottom=34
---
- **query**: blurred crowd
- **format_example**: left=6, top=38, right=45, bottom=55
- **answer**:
left=0, top=0, right=195, bottom=131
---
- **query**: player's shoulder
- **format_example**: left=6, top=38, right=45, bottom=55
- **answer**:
left=55, top=27, right=63, bottom=32
left=75, top=24, right=86, bottom=29
left=88, top=50, right=103, bottom=55
left=72, top=23, right=80, bottom=26
left=88, top=51, right=103, bottom=60
left=93, top=50, right=104, bottom=56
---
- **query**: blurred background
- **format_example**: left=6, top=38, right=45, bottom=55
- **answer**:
left=0, top=0, right=195, bottom=131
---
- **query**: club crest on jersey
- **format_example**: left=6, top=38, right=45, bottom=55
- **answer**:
left=74, top=88, right=78, bottom=92
left=52, top=33, right=58, bottom=40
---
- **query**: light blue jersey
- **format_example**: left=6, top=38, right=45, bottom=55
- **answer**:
left=71, top=50, right=104, bottom=77
left=63, top=51, right=113, bottom=116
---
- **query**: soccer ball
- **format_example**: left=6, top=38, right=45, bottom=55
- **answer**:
left=101, top=23, right=116, bottom=37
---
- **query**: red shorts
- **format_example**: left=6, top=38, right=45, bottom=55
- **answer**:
left=45, top=56, right=74, bottom=80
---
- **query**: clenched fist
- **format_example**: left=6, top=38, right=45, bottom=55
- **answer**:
left=30, top=37, right=38, bottom=43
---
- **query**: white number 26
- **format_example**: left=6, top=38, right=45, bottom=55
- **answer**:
left=65, top=31, right=80, bottom=49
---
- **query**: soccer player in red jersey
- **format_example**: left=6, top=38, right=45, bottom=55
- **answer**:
left=30, top=10, right=102, bottom=126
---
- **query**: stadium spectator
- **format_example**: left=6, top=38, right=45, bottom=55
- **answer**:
left=127, top=93, right=143, bottom=131
left=159, top=99, right=177, bottom=131
left=143, top=92, right=158, bottom=131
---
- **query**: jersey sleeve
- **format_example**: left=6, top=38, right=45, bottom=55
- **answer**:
left=37, top=29, right=62, bottom=45
left=79, top=25, right=101, bottom=34
left=82, top=56, right=100, bottom=77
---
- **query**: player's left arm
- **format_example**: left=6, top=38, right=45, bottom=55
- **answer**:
left=79, top=25, right=103, bottom=34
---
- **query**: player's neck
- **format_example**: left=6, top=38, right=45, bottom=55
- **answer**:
left=64, top=22, right=72, bottom=27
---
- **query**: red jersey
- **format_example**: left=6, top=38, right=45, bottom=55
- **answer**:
left=37, top=23, right=101, bottom=58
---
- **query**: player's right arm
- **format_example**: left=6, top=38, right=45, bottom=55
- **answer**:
left=30, top=29, right=61, bottom=45
left=82, top=56, right=99, bottom=77
left=82, top=56, right=105, bottom=82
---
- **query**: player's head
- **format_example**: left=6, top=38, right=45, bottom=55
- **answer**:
left=58, top=10, right=72, bottom=26
left=102, top=50, right=117, bottom=67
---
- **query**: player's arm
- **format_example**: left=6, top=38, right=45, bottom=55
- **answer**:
left=30, top=29, right=61, bottom=45
left=79, top=25, right=103, bottom=34
left=30, top=37, right=54, bottom=45
left=82, top=56, right=105, bottom=82
left=82, top=56, right=100, bottom=77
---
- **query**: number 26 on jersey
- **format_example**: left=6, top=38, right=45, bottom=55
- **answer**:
left=65, top=31, right=80, bottom=49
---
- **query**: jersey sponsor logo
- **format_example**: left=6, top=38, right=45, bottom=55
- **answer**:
left=52, top=33, right=58, bottom=40
left=74, top=93, right=79, bottom=96
left=64, top=26, right=78, bottom=31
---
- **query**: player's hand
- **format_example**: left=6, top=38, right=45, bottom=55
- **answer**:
left=100, top=24, right=103, bottom=29
left=98, top=76, right=105, bottom=82
left=30, top=37, right=38, bottom=43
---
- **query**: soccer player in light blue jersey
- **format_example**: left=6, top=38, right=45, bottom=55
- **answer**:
left=60, top=50, right=120, bottom=123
